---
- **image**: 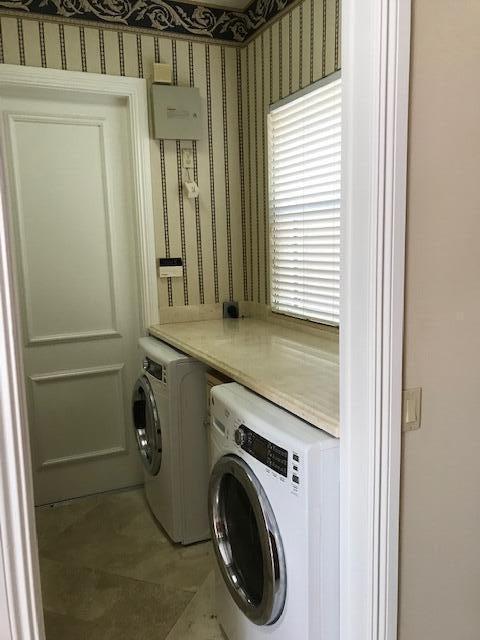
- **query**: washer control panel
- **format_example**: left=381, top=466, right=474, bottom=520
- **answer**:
left=234, top=425, right=288, bottom=477
left=144, top=357, right=167, bottom=384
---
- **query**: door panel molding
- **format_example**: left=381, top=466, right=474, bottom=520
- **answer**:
left=28, top=329, right=121, bottom=346
left=29, top=362, right=124, bottom=382
left=5, top=112, right=122, bottom=345
left=39, top=445, right=127, bottom=469
left=29, top=364, right=128, bottom=470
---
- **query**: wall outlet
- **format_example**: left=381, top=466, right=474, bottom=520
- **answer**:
left=402, top=387, right=422, bottom=432
left=223, top=301, right=239, bottom=319
left=182, top=148, right=194, bottom=169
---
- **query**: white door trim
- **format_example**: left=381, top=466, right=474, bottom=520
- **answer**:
left=0, top=65, right=158, bottom=640
left=340, top=1, right=410, bottom=640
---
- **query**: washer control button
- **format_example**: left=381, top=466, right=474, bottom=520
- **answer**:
left=234, top=426, right=246, bottom=447
left=292, top=474, right=300, bottom=484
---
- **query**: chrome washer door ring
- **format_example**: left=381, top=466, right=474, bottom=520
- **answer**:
left=132, top=376, right=162, bottom=475
left=209, top=454, right=286, bottom=626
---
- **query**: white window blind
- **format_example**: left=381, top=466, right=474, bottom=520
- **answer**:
left=268, top=73, right=341, bottom=326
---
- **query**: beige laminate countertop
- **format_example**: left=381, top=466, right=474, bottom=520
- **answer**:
left=149, top=318, right=339, bottom=437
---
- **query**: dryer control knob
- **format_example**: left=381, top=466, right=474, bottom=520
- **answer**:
left=234, top=427, right=246, bottom=447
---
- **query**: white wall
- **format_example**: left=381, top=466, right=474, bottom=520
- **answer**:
left=400, top=1, right=480, bottom=638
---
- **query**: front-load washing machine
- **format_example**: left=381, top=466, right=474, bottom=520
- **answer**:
left=132, top=336, right=209, bottom=545
left=209, top=382, right=339, bottom=640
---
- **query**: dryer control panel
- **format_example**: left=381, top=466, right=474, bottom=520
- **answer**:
left=235, top=425, right=288, bottom=477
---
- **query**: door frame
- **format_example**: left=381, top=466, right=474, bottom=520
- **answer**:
left=340, top=1, right=411, bottom=639
left=0, top=66, right=158, bottom=640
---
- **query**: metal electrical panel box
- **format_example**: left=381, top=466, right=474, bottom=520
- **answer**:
left=151, top=85, right=203, bottom=140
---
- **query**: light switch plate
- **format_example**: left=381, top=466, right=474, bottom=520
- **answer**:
left=402, top=387, right=422, bottom=432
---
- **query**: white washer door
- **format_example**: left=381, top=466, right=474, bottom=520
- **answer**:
left=209, top=454, right=286, bottom=626
left=132, top=375, right=162, bottom=476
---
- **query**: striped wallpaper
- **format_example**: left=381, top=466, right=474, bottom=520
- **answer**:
left=0, top=0, right=340, bottom=317
left=240, top=0, right=341, bottom=305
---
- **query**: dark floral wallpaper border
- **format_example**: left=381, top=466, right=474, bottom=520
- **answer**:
left=0, top=0, right=296, bottom=42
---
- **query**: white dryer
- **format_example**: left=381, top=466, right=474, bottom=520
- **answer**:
left=209, top=383, right=339, bottom=640
left=132, top=337, right=209, bottom=545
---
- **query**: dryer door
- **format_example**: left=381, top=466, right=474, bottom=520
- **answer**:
left=132, top=375, right=162, bottom=476
left=209, top=454, right=286, bottom=626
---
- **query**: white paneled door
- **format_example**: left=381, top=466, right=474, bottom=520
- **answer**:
left=1, top=84, right=144, bottom=505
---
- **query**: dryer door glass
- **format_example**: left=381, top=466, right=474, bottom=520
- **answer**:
left=132, top=375, right=162, bottom=475
left=209, top=455, right=286, bottom=626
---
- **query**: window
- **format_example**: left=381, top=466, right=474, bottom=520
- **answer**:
left=268, top=72, right=341, bottom=326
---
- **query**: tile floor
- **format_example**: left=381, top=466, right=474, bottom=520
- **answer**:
left=35, top=488, right=224, bottom=640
